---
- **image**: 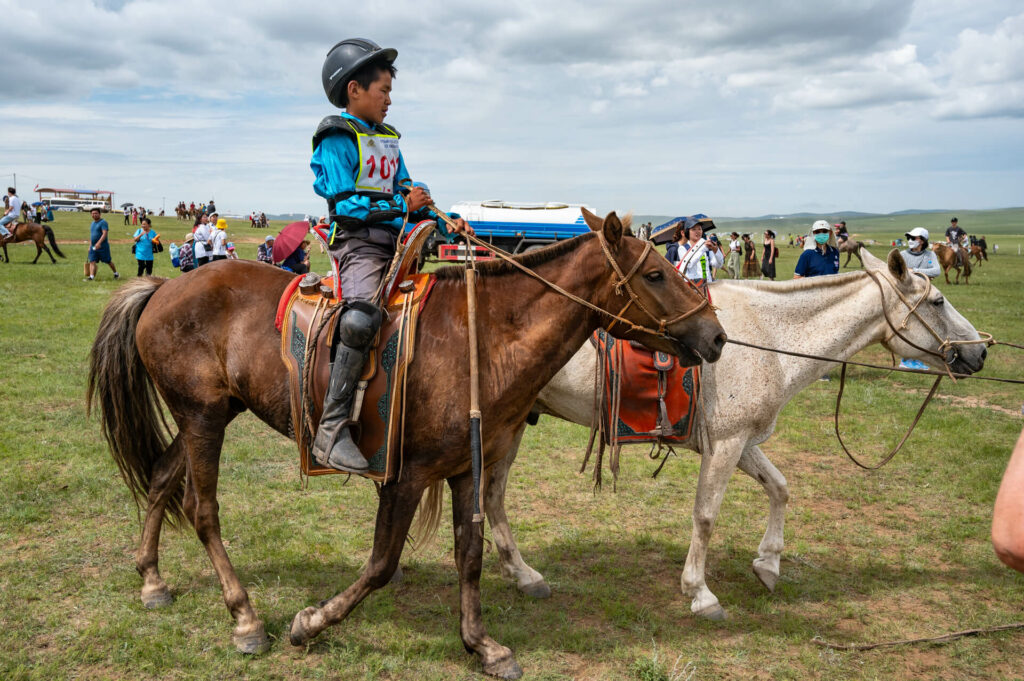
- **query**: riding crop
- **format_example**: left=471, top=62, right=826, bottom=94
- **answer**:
left=409, top=196, right=486, bottom=522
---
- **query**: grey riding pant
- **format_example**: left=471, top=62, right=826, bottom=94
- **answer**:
left=329, top=228, right=398, bottom=303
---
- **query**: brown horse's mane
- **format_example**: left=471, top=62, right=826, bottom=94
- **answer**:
left=432, top=232, right=598, bottom=281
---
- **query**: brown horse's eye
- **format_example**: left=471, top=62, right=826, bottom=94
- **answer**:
left=644, top=271, right=664, bottom=282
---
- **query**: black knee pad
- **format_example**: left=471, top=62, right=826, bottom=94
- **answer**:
left=336, top=300, right=382, bottom=348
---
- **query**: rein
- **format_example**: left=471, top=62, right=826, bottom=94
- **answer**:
left=725, top=271, right=1024, bottom=470
left=427, top=209, right=709, bottom=342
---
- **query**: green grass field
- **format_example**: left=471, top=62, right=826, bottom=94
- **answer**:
left=1, top=209, right=1023, bottom=680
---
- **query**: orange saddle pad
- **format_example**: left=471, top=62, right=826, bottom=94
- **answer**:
left=590, top=328, right=700, bottom=447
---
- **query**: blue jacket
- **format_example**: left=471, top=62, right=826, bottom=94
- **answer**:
left=311, top=113, right=413, bottom=234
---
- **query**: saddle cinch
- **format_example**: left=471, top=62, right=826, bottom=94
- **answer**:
left=277, top=221, right=437, bottom=482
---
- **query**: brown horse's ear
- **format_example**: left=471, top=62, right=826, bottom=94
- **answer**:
left=582, top=207, right=603, bottom=233
left=621, top=211, right=634, bottom=237
left=886, top=249, right=908, bottom=281
left=603, top=211, right=624, bottom=248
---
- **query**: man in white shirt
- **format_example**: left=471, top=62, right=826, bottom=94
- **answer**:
left=0, top=187, right=22, bottom=240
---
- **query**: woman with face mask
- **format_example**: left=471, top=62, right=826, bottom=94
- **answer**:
left=793, top=219, right=840, bottom=279
left=899, top=227, right=941, bottom=279
left=897, top=227, right=942, bottom=370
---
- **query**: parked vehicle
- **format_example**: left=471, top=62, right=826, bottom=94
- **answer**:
left=412, top=200, right=595, bottom=259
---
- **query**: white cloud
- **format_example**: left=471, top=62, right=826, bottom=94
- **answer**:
left=0, top=0, right=1021, bottom=215
left=933, top=12, right=1024, bottom=118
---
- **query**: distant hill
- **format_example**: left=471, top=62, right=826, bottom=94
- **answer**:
left=633, top=207, right=1024, bottom=237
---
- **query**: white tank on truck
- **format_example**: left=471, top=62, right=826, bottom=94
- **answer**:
left=424, top=200, right=596, bottom=259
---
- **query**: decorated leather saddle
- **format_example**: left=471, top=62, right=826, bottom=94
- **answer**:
left=277, top=221, right=437, bottom=482
left=584, top=328, right=701, bottom=486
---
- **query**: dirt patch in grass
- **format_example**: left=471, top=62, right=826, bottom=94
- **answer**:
left=903, top=389, right=1022, bottom=417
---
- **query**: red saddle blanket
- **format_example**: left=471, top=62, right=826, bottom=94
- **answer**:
left=590, top=328, right=700, bottom=447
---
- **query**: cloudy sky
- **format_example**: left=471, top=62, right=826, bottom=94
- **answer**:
left=3, top=0, right=1022, bottom=217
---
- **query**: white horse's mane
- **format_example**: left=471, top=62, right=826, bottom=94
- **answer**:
left=712, top=270, right=869, bottom=293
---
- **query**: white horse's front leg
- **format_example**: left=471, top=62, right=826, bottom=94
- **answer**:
left=485, top=425, right=551, bottom=598
left=681, top=435, right=747, bottom=620
left=737, top=444, right=789, bottom=592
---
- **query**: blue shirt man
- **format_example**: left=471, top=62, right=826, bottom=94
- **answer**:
left=90, top=216, right=112, bottom=262
left=85, top=208, right=119, bottom=280
left=794, top=220, right=840, bottom=278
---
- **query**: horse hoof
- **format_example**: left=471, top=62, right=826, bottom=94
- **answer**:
left=289, top=606, right=319, bottom=646
left=696, top=604, right=727, bottom=622
left=519, top=579, right=551, bottom=599
left=482, top=653, right=523, bottom=680
left=753, top=564, right=778, bottom=593
left=233, top=627, right=271, bottom=655
left=140, top=588, right=173, bottom=609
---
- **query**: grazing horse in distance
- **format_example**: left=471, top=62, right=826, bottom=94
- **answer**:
left=838, top=238, right=865, bottom=267
left=478, top=248, right=986, bottom=621
left=932, top=242, right=971, bottom=285
left=87, top=211, right=726, bottom=678
left=0, top=222, right=66, bottom=264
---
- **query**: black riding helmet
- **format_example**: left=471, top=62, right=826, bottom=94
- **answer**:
left=322, top=38, right=398, bottom=108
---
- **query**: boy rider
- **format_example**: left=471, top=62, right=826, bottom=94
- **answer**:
left=310, top=38, right=472, bottom=473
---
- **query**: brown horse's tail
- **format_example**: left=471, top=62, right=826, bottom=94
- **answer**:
left=44, top=225, right=65, bottom=258
left=409, top=480, right=445, bottom=550
left=87, top=277, right=183, bottom=523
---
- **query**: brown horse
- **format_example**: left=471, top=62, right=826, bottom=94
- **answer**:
left=87, top=212, right=726, bottom=678
left=838, top=238, right=864, bottom=267
left=932, top=242, right=971, bottom=285
left=1, top=221, right=66, bottom=263
left=970, top=244, right=986, bottom=266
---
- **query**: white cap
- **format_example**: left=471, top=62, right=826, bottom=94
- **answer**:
left=905, top=227, right=929, bottom=240
left=806, top=219, right=838, bottom=250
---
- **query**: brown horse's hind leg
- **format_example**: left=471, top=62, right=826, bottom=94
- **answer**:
left=289, top=475, right=424, bottom=647
left=137, top=434, right=187, bottom=608
left=182, top=424, right=270, bottom=655
left=42, top=245, right=56, bottom=264
left=450, top=471, right=522, bottom=679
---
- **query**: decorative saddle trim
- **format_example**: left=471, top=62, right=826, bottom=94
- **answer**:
left=583, top=329, right=701, bottom=488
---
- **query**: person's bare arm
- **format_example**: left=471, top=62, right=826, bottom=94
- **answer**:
left=992, top=428, right=1024, bottom=573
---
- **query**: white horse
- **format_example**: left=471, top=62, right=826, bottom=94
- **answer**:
left=481, top=248, right=987, bottom=618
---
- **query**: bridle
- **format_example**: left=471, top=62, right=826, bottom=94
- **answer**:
left=457, top=226, right=710, bottom=342
left=865, top=268, right=991, bottom=378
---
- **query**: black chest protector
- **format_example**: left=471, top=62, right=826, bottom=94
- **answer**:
left=312, top=116, right=403, bottom=213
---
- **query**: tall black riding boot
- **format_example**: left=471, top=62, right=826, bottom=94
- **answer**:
left=311, top=301, right=381, bottom=473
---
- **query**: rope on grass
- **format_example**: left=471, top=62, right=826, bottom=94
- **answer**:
left=812, top=622, right=1024, bottom=651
